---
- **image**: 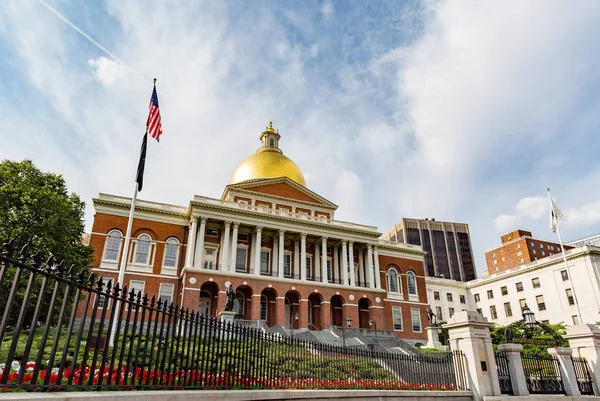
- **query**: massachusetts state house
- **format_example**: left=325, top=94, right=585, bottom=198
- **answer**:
left=89, top=122, right=429, bottom=342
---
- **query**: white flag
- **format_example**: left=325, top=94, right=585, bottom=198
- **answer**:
left=549, top=198, right=563, bottom=233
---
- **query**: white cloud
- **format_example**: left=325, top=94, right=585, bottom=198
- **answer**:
left=494, top=214, right=521, bottom=232
left=321, top=0, right=334, bottom=19
left=565, top=201, right=600, bottom=227
left=515, top=197, right=547, bottom=219
left=88, top=57, right=126, bottom=86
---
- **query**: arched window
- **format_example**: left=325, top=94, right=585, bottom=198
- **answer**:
left=163, top=238, right=179, bottom=268
left=103, top=230, right=122, bottom=261
left=234, top=291, right=245, bottom=317
left=387, top=268, right=399, bottom=293
left=269, top=138, right=275, bottom=147
left=308, top=300, right=313, bottom=326
left=260, top=295, right=268, bottom=321
left=134, top=234, right=151, bottom=264
left=407, top=271, right=417, bottom=295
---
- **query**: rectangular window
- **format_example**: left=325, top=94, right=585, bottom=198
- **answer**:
left=490, top=305, right=498, bottom=320
left=447, top=293, right=453, bottom=302
left=561, top=270, right=569, bottom=281
left=159, top=283, right=174, bottom=306
left=536, top=295, right=546, bottom=311
left=410, top=308, right=422, bottom=332
left=327, top=258, right=332, bottom=282
left=306, top=257, right=312, bottom=279
left=493, top=260, right=497, bottom=265
left=238, top=233, right=249, bottom=241
left=487, top=290, right=494, bottom=299
left=504, top=302, right=513, bottom=317
left=206, top=229, right=219, bottom=237
left=96, top=277, right=114, bottom=309
left=128, top=280, right=145, bottom=311
left=474, top=293, right=480, bottom=302
left=501, top=286, right=508, bottom=296
left=541, top=251, right=546, bottom=256
left=392, top=307, right=403, bottom=331
left=519, top=258, right=524, bottom=263
left=516, top=282, right=523, bottom=292
left=283, top=253, right=292, bottom=277
left=517, top=251, right=523, bottom=256
left=163, top=241, right=179, bottom=268
left=260, top=251, right=270, bottom=274
left=566, top=288, right=575, bottom=306
left=573, top=315, right=580, bottom=325
left=449, top=307, right=455, bottom=318
left=491, top=253, right=496, bottom=257
left=434, top=291, right=440, bottom=301
left=460, top=295, right=466, bottom=304
left=532, top=278, right=541, bottom=288
left=516, top=244, right=521, bottom=249
left=540, top=243, right=544, bottom=248
left=533, top=249, right=537, bottom=254
left=519, top=299, right=527, bottom=313
left=435, top=306, right=443, bottom=321
left=236, top=247, right=247, bottom=271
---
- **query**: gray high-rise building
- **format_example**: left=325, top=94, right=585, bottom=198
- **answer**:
left=382, top=218, right=477, bottom=282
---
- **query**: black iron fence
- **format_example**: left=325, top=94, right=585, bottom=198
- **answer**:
left=0, top=241, right=468, bottom=392
left=572, top=356, right=594, bottom=395
left=520, top=352, right=565, bottom=394
left=494, top=351, right=513, bottom=395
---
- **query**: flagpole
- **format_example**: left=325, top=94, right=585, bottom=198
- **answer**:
left=548, top=188, right=583, bottom=324
left=109, top=164, right=140, bottom=347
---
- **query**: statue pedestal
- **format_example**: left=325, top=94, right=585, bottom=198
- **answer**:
left=424, top=326, right=444, bottom=350
left=218, top=310, right=236, bottom=324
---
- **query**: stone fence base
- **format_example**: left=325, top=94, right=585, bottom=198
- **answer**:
left=0, top=390, right=473, bottom=401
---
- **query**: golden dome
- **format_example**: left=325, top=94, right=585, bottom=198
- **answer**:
left=230, top=121, right=307, bottom=186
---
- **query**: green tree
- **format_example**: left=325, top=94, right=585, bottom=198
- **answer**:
left=0, top=159, right=93, bottom=327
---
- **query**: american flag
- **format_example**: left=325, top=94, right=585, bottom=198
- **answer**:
left=147, top=84, right=162, bottom=141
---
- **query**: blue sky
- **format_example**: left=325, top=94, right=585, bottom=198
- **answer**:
left=1, top=0, right=600, bottom=275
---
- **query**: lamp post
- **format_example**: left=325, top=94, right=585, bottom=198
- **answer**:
left=342, top=316, right=352, bottom=348
left=522, top=304, right=536, bottom=328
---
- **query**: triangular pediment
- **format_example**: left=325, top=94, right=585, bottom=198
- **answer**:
left=222, top=178, right=337, bottom=209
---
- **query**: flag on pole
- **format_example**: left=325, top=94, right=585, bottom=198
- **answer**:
left=549, top=196, right=563, bottom=233
left=147, top=81, right=162, bottom=142
left=135, top=132, right=147, bottom=191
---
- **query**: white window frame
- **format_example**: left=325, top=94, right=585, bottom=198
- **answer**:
left=96, top=277, right=114, bottom=309
left=326, top=257, right=333, bottom=282
left=306, top=254, right=313, bottom=279
left=283, top=251, right=292, bottom=277
left=410, top=308, right=422, bottom=332
left=260, top=247, right=271, bottom=275
left=235, top=245, right=248, bottom=272
left=392, top=306, right=403, bottom=331
left=158, top=283, right=174, bottom=306
left=406, top=271, right=418, bottom=300
left=203, top=245, right=218, bottom=270
left=161, top=237, right=180, bottom=274
left=387, top=268, right=400, bottom=293
left=128, top=280, right=145, bottom=310
left=128, top=234, right=155, bottom=273
left=101, top=230, right=123, bottom=266
left=260, top=294, right=268, bottom=321
left=206, top=228, right=219, bottom=237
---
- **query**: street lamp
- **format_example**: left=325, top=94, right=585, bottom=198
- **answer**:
left=342, top=316, right=353, bottom=348
left=522, top=304, right=536, bottom=329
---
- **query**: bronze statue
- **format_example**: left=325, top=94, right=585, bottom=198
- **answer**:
left=224, top=284, right=235, bottom=312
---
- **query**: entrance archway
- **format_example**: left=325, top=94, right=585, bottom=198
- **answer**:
left=308, top=293, right=322, bottom=330
left=199, top=282, right=219, bottom=317
left=284, top=291, right=300, bottom=329
left=261, top=288, right=277, bottom=327
left=358, top=298, right=371, bottom=329
left=330, top=295, right=344, bottom=327
left=235, top=285, right=253, bottom=320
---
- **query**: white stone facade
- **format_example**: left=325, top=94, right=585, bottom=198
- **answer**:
left=426, top=245, right=600, bottom=326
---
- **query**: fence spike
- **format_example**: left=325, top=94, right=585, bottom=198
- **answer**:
left=32, top=251, right=43, bottom=268
left=2, top=238, right=17, bottom=257
left=149, top=294, right=156, bottom=308
left=45, top=254, right=55, bottom=269
left=67, top=264, right=76, bottom=277
left=18, top=241, right=31, bottom=260
left=56, top=260, right=65, bottom=275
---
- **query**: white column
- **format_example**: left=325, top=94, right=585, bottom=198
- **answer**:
left=193, top=217, right=207, bottom=268
left=348, top=241, right=355, bottom=286
left=497, top=344, right=529, bottom=396
left=333, top=244, right=339, bottom=284
left=321, top=237, right=328, bottom=283
left=253, top=226, right=263, bottom=275
left=548, top=347, right=581, bottom=396
left=184, top=217, right=197, bottom=268
left=315, top=243, right=321, bottom=281
left=278, top=229, right=285, bottom=278
left=229, top=222, right=239, bottom=273
left=341, top=240, right=349, bottom=286
left=220, top=221, right=231, bottom=271
left=300, top=233, right=307, bottom=281
left=272, top=236, right=279, bottom=276
left=358, top=247, right=364, bottom=287
left=294, top=238, right=300, bottom=279
left=373, top=246, right=381, bottom=289
left=249, top=231, right=256, bottom=272
left=367, top=245, right=375, bottom=289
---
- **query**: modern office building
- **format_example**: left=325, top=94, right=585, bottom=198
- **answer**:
left=382, top=218, right=477, bottom=282
left=568, top=233, right=600, bottom=248
left=484, top=229, right=573, bottom=274
left=86, top=122, right=430, bottom=342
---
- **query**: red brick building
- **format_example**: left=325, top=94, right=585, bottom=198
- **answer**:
left=485, top=229, right=573, bottom=274
left=88, top=122, right=429, bottom=342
